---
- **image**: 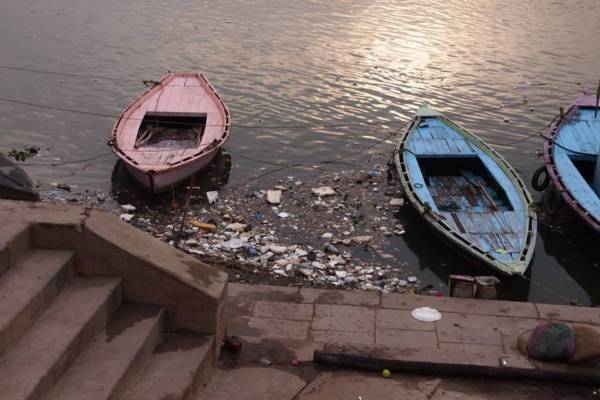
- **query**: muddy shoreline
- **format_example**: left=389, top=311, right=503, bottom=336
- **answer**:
left=34, top=151, right=449, bottom=295
left=115, top=163, right=435, bottom=294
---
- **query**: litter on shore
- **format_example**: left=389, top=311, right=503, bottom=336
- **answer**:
left=113, top=166, right=433, bottom=294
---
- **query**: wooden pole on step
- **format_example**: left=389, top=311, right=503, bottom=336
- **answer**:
left=174, top=174, right=195, bottom=247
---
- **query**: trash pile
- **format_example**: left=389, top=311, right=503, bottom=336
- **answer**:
left=119, top=166, right=425, bottom=293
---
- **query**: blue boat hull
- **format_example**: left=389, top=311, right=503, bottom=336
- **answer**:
left=543, top=95, right=600, bottom=233
left=394, top=105, right=537, bottom=275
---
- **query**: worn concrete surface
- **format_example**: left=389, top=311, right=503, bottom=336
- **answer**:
left=295, top=371, right=593, bottom=400
left=201, top=366, right=307, bottom=399
left=226, top=283, right=600, bottom=356
left=198, top=283, right=600, bottom=399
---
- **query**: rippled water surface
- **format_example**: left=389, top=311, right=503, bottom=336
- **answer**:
left=1, top=0, right=599, bottom=305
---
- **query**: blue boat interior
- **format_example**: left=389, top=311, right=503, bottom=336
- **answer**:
left=554, top=108, right=600, bottom=221
left=403, top=115, right=528, bottom=264
left=417, top=157, right=513, bottom=213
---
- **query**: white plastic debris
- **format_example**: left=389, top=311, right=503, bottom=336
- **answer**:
left=277, top=212, right=290, bottom=218
left=411, top=307, right=441, bottom=322
left=298, top=268, right=313, bottom=277
left=261, top=251, right=274, bottom=261
left=206, top=191, right=219, bottom=204
left=223, top=238, right=245, bottom=250
left=294, top=248, right=308, bottom=257
left=119, top=213, right=134, bottom=222
left=351, top=236, right=372, bottom=244
left=269, top=245, right=287, bottom=254
left=389, top=198, right=405, bottom=207
left=335, top=270, right=348, bottom=279
left=321, top=232, right=333, bottom=239
left=275, top=259, right=289, bottom=267
left=226, top=222, right=247, bottom=232
left=266, top=190, right=282, bottom=204
left=120, top=204, right=136, bottom=212
left=311, top=186, right=336, bottom=197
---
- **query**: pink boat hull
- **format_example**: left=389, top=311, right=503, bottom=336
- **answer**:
left=124, top=146, right=220, bottom=193
left=110, top=72, right=230, bottom=193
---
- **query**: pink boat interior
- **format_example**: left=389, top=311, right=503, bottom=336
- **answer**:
left=112, top=73, right=229, bottom=172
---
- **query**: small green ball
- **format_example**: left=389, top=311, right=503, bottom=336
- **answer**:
left=382, top=369, right=391, bottom=378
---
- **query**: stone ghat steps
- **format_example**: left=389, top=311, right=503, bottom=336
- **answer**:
left=0, top=222, right=215, bottom=400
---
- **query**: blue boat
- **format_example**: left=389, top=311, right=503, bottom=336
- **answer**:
left=542, top=95, right=600, bottom=233
left=394, top=105, right=537, bottom=275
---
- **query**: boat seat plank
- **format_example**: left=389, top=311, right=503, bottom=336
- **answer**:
left=477, top=152, right=524, bottom=215
left=405, top=153, right=439, bottom=212
left=429, top=126, right=451, bottom=139
left=574, top=123, right=597, bottom=151
left=576, top=110, right=600, bottom=148
left=414, top=126, right=433, bottom=140
left=408, top=139, right=477, bottom=156
left=558, top=110, right=600, bottom=155
left=554, top=148, right=600, bottom=220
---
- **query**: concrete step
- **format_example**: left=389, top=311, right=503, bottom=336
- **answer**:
left=47, top=304, right=165, bottom=400
left=0, top=277, right=122, bottom=400
left=123, top=334, right=215, bottom=400
left=0, top=222, right=30, bottom=276
left=0, top=249, right=74, bottom=356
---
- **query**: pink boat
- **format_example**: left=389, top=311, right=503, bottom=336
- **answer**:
left=110, top=72, right=230, bottom=193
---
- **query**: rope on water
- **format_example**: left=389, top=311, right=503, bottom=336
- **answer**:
left=18, top=151, right=114, bottom=167
left=0, top=64, right=141, bottom=83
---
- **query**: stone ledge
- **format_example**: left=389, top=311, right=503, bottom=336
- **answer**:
left=0, top=200, right=228, bottom=341
left=315, top=344, right=600, bottom=385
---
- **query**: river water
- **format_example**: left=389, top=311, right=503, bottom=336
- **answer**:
left=1, top=0, right=599, bottom=305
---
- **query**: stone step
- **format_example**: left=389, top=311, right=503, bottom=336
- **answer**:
left=0, top=222, right=31, bottom=276
left=47, top=304, right=165, bottom=400
left=0, top=249, right=74, bottom=357
left=123, top=334, right=215, bottom=400
left=0, top=277, right=122, bottom=400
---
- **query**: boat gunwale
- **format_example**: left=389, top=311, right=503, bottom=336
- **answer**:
left=109, top=72, right=231, bottom=171
left=542, top=98, right=600, bottom=233
left=394, top=107, right=537, bottom=276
